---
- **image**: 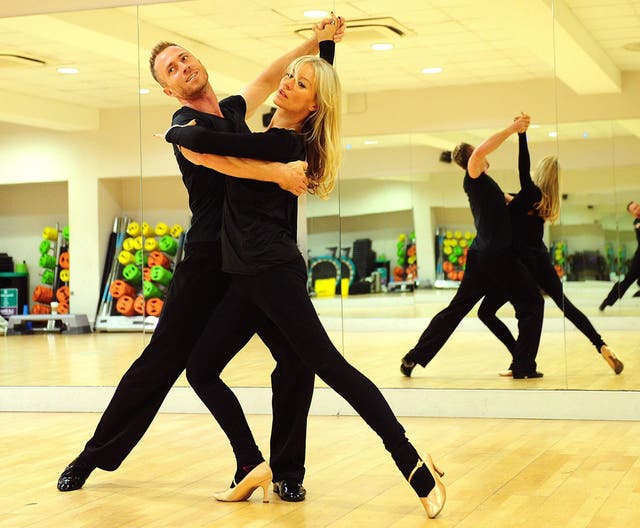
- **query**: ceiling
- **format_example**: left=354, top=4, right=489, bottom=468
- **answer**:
left=0, top=0, right=638, bottom=132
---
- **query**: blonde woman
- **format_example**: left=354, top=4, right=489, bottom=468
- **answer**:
left=165, top=17, right=446, bottom=518
left=477, top=131, right=623, bottom=374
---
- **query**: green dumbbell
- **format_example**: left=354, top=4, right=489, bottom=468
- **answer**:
left=135, top=250, right=149, bottom=267
left=39, top=254, right=57, bottom=269
left=143, top=280, right=163, bottom=299
left=122, top=264, right=143, bottom=285
left=150, top=265, right=173, bottom=286
left=39, top=240, right=51, bottom=254
left=42, top=269, right=54, bottom=285
left=158, top=235, right=178, bottom=256
left=63, top=226, right=70, bottom=241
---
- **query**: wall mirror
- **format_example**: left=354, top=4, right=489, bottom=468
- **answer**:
left=1, top=0, right=638, bottom=395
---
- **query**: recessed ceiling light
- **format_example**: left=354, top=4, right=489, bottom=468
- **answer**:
left=548, top=131, right=558, bottom=138
left=623, top=41, right=640, bottom=52
left=304, top=10, right=328, bottom=18
left=364, top=140, right=379, bottom=145
left=139, top=88, right=150, bottom=95
left=371, top=43, right=394, bottom=51
left=57, top=67, right=78, bottom=74
left=421, top=67, right=443, bottom=74
left=582, top=131, right=589, bottom=138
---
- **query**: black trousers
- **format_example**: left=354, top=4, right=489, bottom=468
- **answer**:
left=186, top=254, right=410, bottom=473
left=405, top=249, right=544, bottom=376
left=78, top=242, right=310, bottom=483
left=478, top=250, right=605, bottom=355
left=601, top=250, right=640, bottom=309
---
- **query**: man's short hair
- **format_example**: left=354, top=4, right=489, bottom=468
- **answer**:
left=149, top=41, right=177, bottom=85
left=627, top=200, right=637, bottom=212
left=452, top=142, right=474, bottom=170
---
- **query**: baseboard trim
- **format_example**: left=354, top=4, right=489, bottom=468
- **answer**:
left=1, top=385, right=638, bottom=421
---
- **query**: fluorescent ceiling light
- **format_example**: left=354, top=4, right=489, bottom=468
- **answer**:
left=364, top=140, right=379, bottom=145
left=548, top=131, right=558, bottom=137
left=139, top=88, right=150, bottom=95
left=371, top=43, right=394, bottom=51
left=421, top=67, right=443, bottom=74
left=57, top=67, right=78, bottom=74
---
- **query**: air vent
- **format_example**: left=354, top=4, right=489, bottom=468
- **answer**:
left=0, top=53, right=47, bottom=68
left=294, top=17, right=411, bottom=42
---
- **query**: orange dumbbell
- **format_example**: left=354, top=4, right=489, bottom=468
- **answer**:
left=116, top=295, right=136, bottom=316
left=56, top=285, right=70, bottom=303
left=33, top=285, right=54, bottom=303
left=145, top=297, right=164, bottom=317
left=109, top=280, right=136, bottom=299
left=134, top=295, right=146, bottom=315
left=57, top=301, right=70, bottom=314
left=59, top=251, right=70, bottom=269
left=147, top=251, right=170, bottom=269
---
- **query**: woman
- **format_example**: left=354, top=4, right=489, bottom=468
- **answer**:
left=163, top=17, right=446, bottom=518
left=477, top=130, right=623, bottom=375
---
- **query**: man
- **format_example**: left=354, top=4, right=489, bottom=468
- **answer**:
left=400, top=114, right=545, bottom=379
left=599, top=200, right=640, bottom=311
left=57, top=21, right=343, bottom=501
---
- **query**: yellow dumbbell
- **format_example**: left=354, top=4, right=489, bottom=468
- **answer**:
left=155, top=222, right=169, bottom=237
left=133, top=236, right=143, bottom=250
left=144, top=237, right=159, bottom=251
left=42, top=227, right=58, bottom=241
left=170, top=224, right=184, bottom=238
left=59, top=269, right=70, bottom=282
left=122, top=237, right=137, bottom=252
left=118, top=250, right=136, bottom=266
left=142, top=222, right=156, bottom=237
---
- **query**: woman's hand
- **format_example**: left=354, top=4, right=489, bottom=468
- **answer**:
left=314, top=12, right=343, bottom=42
left=278, top=160, right=308, bottom=196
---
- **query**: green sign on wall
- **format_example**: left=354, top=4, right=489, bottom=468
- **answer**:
left=0, top=288, right=18, bottom=317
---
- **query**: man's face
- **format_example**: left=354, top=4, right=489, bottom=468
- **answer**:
left=154, top=45, right=208, bottom=99
left=628, top=201, right=640, bottom=218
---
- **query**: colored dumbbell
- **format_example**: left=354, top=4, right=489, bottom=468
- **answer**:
left=42, top=227, right=58, bottom=241
left=39, top=254, right=57, bottom=269
left=56, top=285, right=70, bottom=303
left=158, top=235, right=177, bottom=256
left=59, top=269, right=70, bottom=282
left=39, top=240, right=51, bottom=254
left=57, top=301, right=70, bottom=314
left=144, top=237, right=159, bottom=251
left=122, top=264, right=142, bottom=284
left=118, top=250, right=136, bottom=266
left=134, top=295, right=146, bottom=315
left=127, top=221, right=141, bottom=237
left=42, top=269, right=54, bottom=285
left=109, top=280, right=136, bottom=299
left=32, top=303, right=52, bottom=315
left=143, top=266, right=151, bottom=282
left=33, top=285, right=53, bottom=303
left=143, top=280, right=163, bottom=299
left=59, top=251, right=70, bottom=269
left=134, top=236, right=143, bottom=251
left=62, top=226, right=70, bottom=241
left=170, top=224, right=184, bottom=238
left=155, top=222, right=169, bottom=237
left=148, top=251, right=170, bottom=269
left=116, top=295, right=136, bottom=316
left=145, top=297, right=164, bottom=317
left=122, top=237, right=137, bottom=252
left=142, top=222, right=155, bottom=237
left=135, top=250, right=149, bottom=267
left=150, top=265, right=173, bottom=286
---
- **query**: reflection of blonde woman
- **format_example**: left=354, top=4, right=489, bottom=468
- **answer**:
left=478, top=134, right=623, bottom=374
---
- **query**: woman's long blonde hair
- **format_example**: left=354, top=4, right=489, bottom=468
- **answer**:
left=533, top=155, right=560, bottom=222
left=290, top=55, right=342, bottom=199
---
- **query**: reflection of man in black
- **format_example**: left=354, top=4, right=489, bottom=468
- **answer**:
left=599, top=200, right=640, bottom=310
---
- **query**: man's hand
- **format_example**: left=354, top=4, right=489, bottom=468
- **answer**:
left=513, top=112, right=530, bottom=134
left=278, top=160, right=308, bottom=196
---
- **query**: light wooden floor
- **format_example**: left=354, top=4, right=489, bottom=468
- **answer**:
left=2, top=412, right=639, bottom=527
left=1, top=326, right=638, bottom=391
left=1, top=281, right=638, bottom=390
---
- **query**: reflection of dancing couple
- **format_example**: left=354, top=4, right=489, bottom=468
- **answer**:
left=401, top=113, right=623, bottom=379
left=57, top=14, right=445, bottom=519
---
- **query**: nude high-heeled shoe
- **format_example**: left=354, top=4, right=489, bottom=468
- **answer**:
left=213, top=461, right=272, bottom=503
left=600, top=345, right=624, bottom=374
left=408, top=454, right=446, bottom=518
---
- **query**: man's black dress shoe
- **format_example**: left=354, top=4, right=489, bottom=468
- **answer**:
left=57, top=458, right=94, bottom=492
left=400, top=356, right=416, bottom=377
left=512, top=371, right=544, bottom=379
left=273, top=480, right=306, bottom=502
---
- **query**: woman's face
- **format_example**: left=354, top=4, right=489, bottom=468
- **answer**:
left=273, top=63, right=318, bottom=117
